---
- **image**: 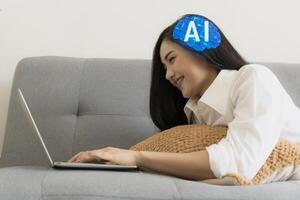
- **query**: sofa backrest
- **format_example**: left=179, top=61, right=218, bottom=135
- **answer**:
left=1, top=56, right=300, bottom=167
left=0, top=56, right=160, bottom=167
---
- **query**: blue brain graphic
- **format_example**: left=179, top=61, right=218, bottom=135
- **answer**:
left=172, top=15, right=221, bottom=52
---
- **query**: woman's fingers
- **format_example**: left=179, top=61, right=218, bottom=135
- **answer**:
left=68, top=152, right=82, bottom=162
left=68, top=148, right=115, bottom=163
left=68, top=151, right=90, bottom=162
left=105, top=161, right=115, bottom=165
left=68, top=147, right=137, bottom=166
left=68, top=150, right=110, bottom=163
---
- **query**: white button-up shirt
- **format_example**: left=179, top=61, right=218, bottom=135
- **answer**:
left=184, top=64, right=300, bottom=180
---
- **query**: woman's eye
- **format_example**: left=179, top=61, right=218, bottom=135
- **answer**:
left=169, top=57, right=175, bottom=63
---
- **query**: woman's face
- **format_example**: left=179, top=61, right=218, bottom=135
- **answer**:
left=160, top=39, right=220, bottom=98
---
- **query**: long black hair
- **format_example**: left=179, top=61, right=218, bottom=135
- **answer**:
left=150, top=14, right=249, bottom=131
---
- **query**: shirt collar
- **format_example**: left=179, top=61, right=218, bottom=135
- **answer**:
left=184, top=68, right=239, bottom=117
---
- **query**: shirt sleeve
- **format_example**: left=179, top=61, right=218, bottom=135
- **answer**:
left=205, top=65, right=287, bottom=180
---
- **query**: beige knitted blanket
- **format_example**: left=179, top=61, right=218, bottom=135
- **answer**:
left=129, top=124, right=300, bottom=185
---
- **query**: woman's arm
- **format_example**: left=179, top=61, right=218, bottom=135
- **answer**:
left=68, top=146, right=216, bottom=181
left=135, top=150, right=216, bottom=181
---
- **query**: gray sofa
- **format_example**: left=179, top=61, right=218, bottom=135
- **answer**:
left=1, top=56, right=300, bottom=200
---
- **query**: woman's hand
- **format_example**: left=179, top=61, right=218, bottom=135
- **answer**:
left=68, top=146, right=140, bottom=166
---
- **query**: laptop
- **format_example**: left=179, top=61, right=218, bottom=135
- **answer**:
left=17, top=88, right=139, bottom=170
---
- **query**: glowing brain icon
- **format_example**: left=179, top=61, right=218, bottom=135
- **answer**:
left=172, top=16, right=221, bottom=52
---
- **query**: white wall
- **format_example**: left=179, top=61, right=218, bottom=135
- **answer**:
left=0, top=0, right=300, bottom=156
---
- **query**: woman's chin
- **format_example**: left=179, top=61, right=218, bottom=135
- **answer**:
left=181, top=89, right=190, bottom=98
left=180, top=82, right=189, bottom=98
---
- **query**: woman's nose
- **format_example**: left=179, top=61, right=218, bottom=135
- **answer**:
left=165, top=68, right=175, bottom=82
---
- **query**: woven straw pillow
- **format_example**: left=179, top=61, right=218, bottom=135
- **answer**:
left=129, top=124, right=300, bottom=185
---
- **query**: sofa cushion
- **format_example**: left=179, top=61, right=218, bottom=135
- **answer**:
left=129, top=124, right=300, bottom=185
left=1, top=165, right=300, bottom=200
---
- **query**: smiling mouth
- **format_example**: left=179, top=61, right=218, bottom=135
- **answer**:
left=176, top=77, right=184, bottom=88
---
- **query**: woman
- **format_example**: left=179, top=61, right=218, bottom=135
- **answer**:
left=68, top=14, right=300, bottom=182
